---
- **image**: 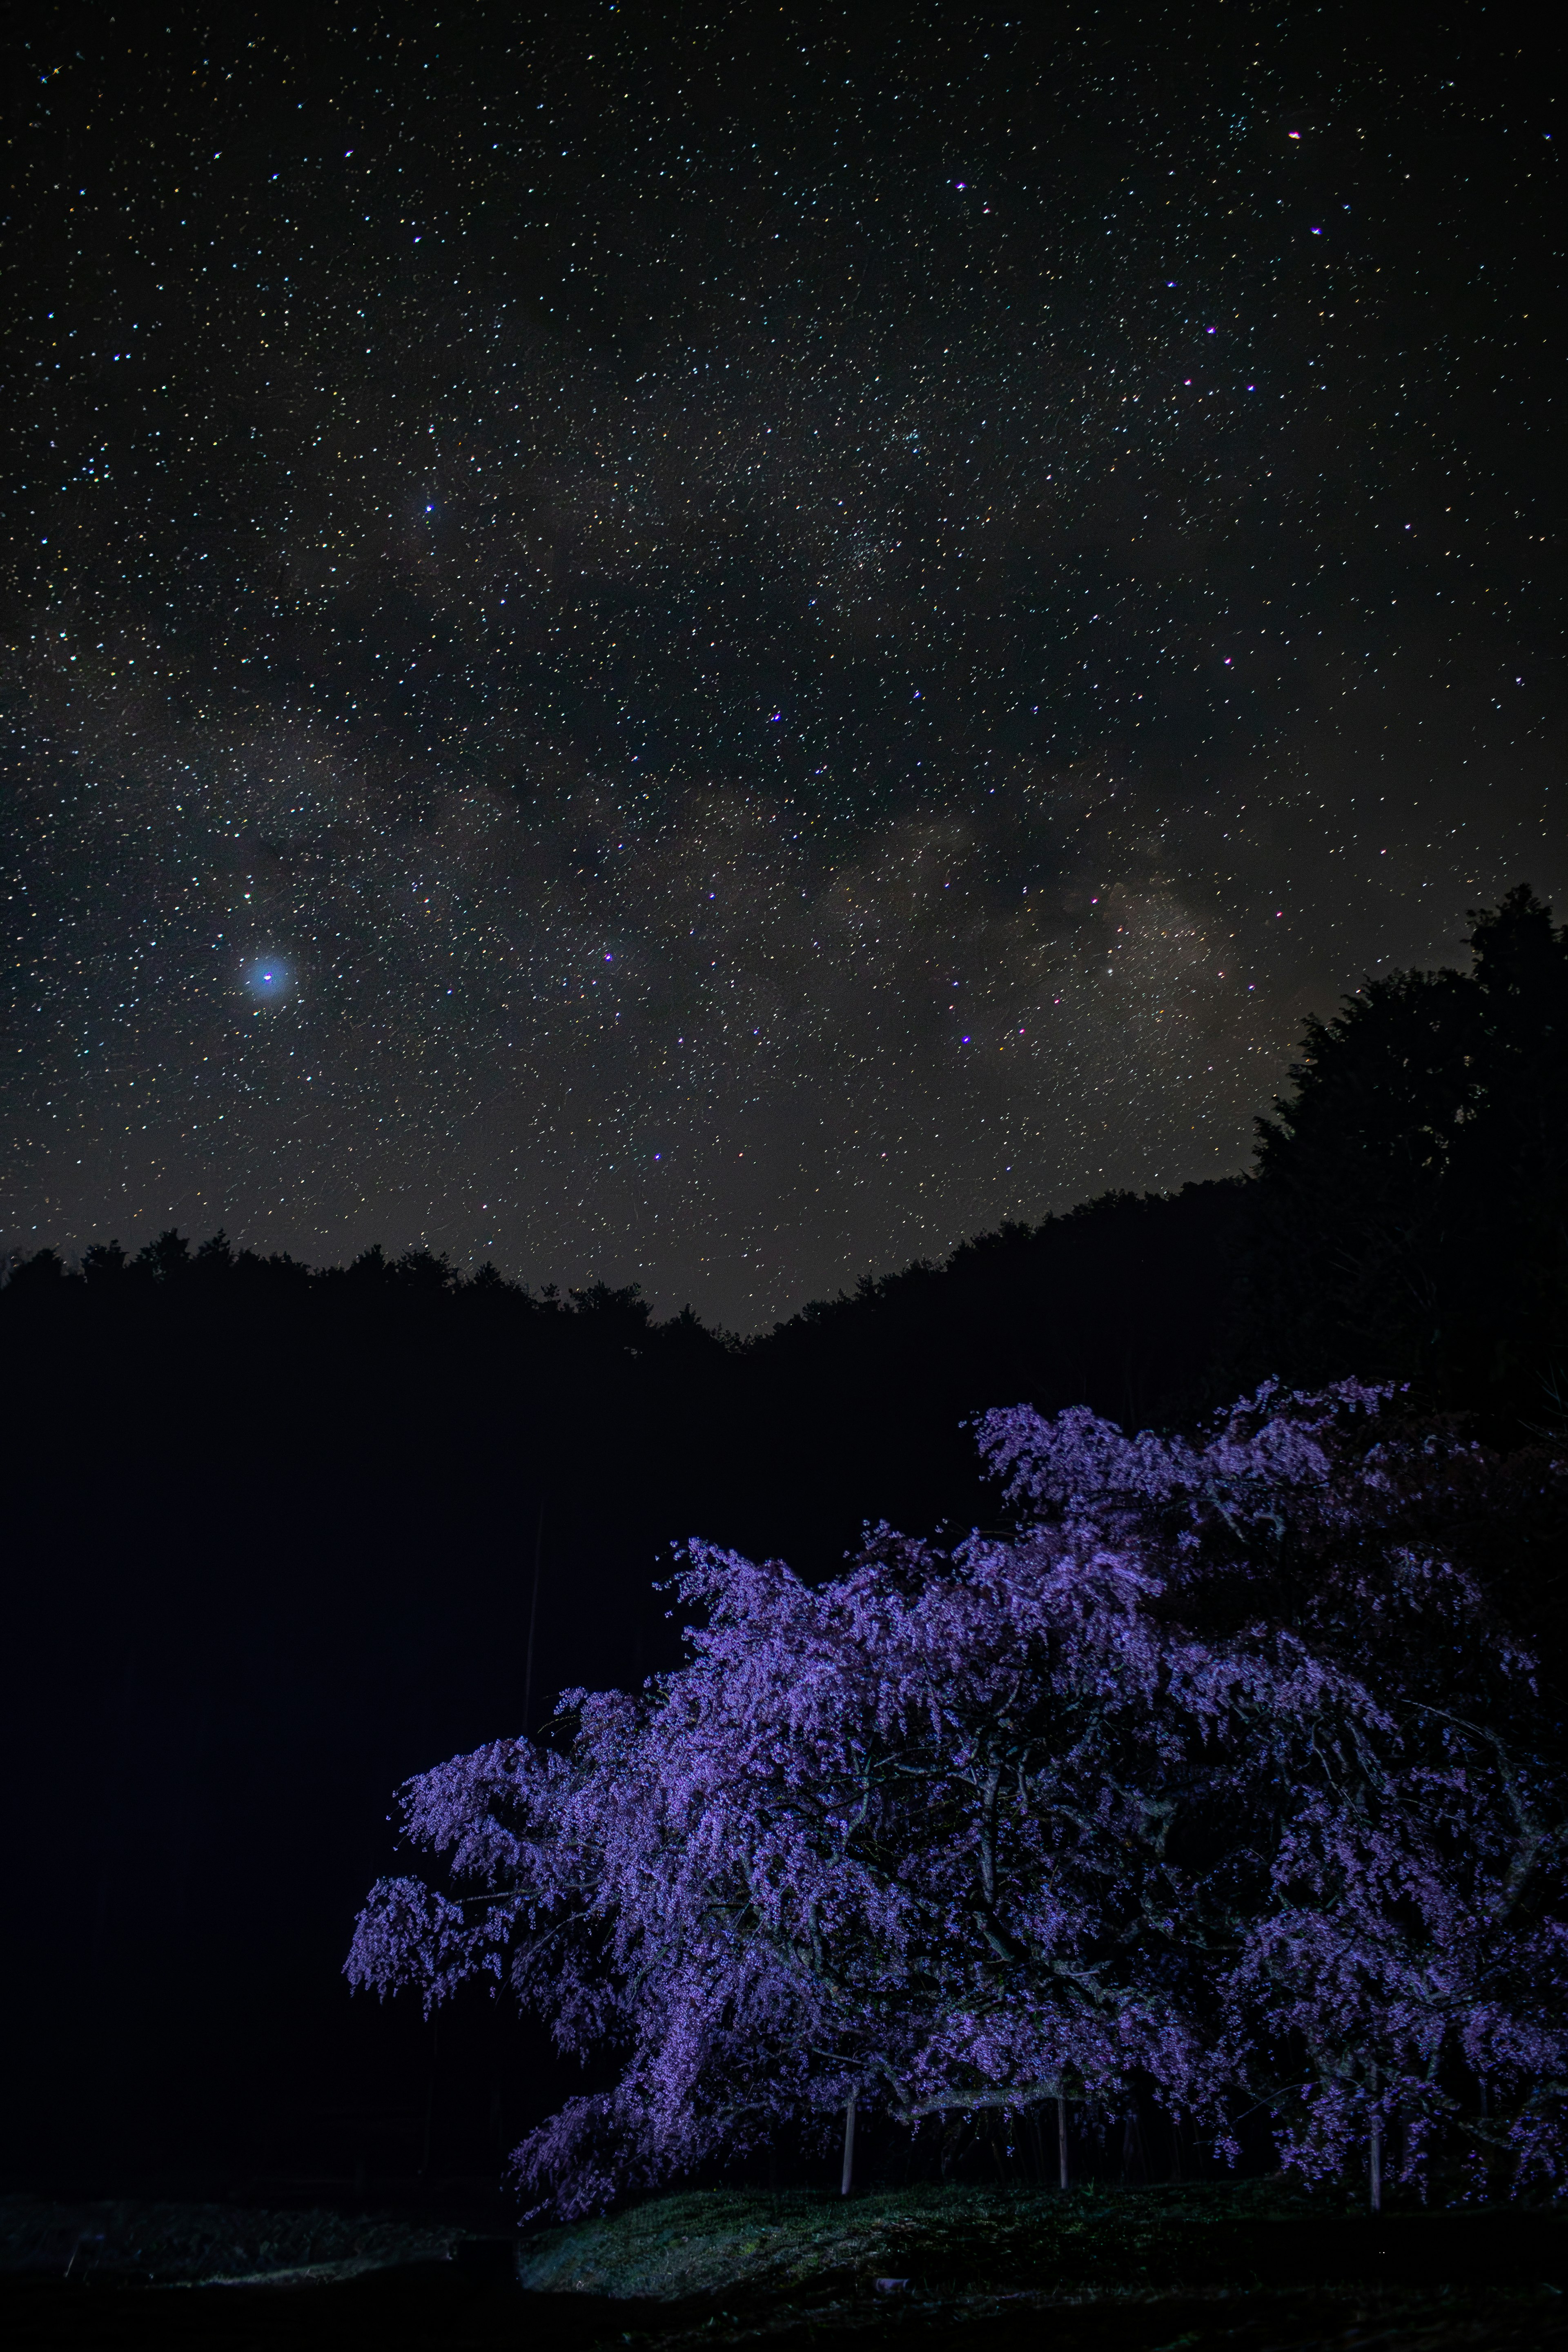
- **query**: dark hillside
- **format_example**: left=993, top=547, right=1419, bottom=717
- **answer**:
left=740, top=1180, right=1249, bottom=1569
left=0, top=1183, right=1244, bottom=2199
left=3, top=889, right=1564, bottom=2206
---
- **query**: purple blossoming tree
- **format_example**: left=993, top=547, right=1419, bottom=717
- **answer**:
left=348, top=1381, right=1568, bottom=2215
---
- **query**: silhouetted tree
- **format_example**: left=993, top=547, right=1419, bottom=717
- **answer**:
left=81, top=1239, right=127, bottom=1287
left=1237, top=886, right=1568, bottom=1428
left=136, top=1228, right=192, bottom=1283
left=4, top=1246, right=68, bottom=1296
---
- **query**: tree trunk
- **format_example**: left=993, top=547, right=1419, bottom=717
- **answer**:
left=1057, top=2095, right=1069, bottom=2191
left=1122, top=2101, right=1146, bottom=2185
left=840, top=2093, right=856, bottom=2197
left=420, top=2015, right=438, bottom=2180
left=1369, top=2064, right=1382, bottom=2215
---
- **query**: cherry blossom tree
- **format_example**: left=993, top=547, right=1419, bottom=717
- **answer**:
left=348, top=1381, right=1568, bottom=2214
left=982, top=1382, right=1568, bottom=2202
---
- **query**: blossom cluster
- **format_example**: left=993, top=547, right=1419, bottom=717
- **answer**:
left=348, top=1382, right=1568, bottom=2214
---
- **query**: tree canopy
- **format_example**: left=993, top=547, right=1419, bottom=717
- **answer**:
left=1238, top=886, right=1568, bottom=1423
left=350, top=1381, right=1568, bottom=2216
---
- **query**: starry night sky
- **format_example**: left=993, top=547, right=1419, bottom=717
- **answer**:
left=4, top=4, right=1559, bottom=1330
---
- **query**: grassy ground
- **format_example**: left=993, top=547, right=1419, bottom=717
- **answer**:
left=3, top=2180, right=1566, bottom=2349
left=0, top=2191, right=453, bottom=2285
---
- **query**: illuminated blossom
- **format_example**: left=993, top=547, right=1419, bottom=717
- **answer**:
left=349, top=1381, right=1568, bottom=2213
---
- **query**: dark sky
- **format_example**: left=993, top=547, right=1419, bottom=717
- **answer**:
left=3, top=3, right=1559, bottom=1330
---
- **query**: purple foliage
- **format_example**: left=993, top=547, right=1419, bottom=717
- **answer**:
left=347, top=1381, right=1568, bottom=2214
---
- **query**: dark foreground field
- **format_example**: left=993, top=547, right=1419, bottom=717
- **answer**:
left=4, top=2183, right=1567, bottom=2351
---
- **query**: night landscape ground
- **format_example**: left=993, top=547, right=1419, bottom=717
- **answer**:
left=3, top=6, right=1563, bottom=2350
left=5, top=2184, right=1568, bottom=2349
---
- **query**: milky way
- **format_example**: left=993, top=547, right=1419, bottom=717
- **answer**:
left=4, top=7, right=1558, bottom=1326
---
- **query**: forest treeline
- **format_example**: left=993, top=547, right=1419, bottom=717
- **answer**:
left=2, top=886, right=1565, bottom=2196
left=6, top=886, right=1565, bottom=1544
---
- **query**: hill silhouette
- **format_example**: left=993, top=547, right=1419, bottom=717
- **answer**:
left=2, top=890, right=1563, bottom=2201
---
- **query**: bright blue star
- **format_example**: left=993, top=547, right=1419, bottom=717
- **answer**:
left=246, top=957, right=291, bottom=1000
